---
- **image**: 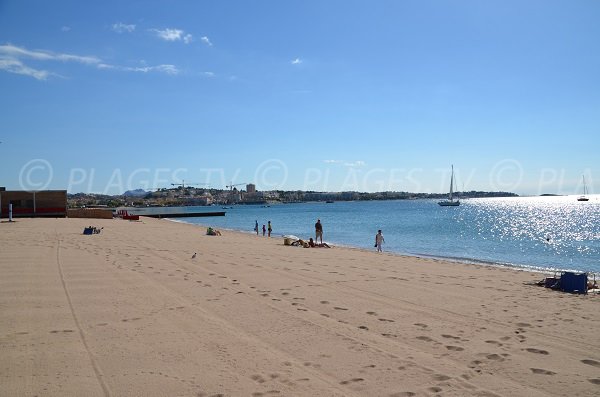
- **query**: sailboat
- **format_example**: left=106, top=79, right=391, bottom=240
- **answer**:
left=438, top=165, right=460, bottom=206
left=577, top=175, right=589, bottom=202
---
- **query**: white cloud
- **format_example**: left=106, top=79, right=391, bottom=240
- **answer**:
left=200, top=36, right=213, bottom=47
left=0, top=43, right=100, bottom=80
left=152, top=64, right=179, bottom=75
left=291, top=58, right=302, bottom=65
left=323, top=159, right=366, bottom=168
left=0, top=57, right=50, bottom=80
left=0, top=43, right=180, bottom=79
left=344, top=161, right=366, bottom=168
left=99, top=63, right=180, bottom=75
left=202, top=71, right=215, bottom=77
left=151, top=28, right=193, bottom=44
left=0, top=43, right=101, bottom=65
left=112, top=23, right=136, bottom=33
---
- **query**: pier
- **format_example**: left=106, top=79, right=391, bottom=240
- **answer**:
left=142, top=211, right=226, bottom=218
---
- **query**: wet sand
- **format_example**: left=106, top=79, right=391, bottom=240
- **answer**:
left=1, top=217, right=599, bottom=396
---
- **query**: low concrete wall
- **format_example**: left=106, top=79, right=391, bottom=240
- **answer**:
left=67, top=208, right=113, bottom=219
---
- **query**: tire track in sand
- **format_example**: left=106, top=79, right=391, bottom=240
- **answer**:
left=56, top=234, right=111, bottom=397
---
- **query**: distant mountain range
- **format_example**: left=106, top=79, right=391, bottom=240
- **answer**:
left=122, top=189, right=148, bottom=197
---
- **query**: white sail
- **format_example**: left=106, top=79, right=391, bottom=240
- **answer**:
left=578, top=175, right=589, bottom=201
left=449, top=165, right=454, bottom=201
left=439, top=165, right=460, bottom=206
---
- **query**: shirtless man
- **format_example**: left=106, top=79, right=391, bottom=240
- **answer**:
left=315, top=219, right=323, bottom=244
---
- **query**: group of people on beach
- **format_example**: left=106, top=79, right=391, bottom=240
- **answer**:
left=254, top=217, right=385, bottom=252
left=254, top=220, right=272, bottom=237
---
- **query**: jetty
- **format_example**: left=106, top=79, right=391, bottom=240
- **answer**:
left=143, top=211, right=225, bottom=218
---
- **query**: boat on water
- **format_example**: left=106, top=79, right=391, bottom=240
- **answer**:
left=577, top=175, right=590, bottom=202
left=438, top=165, right=460, bottom=207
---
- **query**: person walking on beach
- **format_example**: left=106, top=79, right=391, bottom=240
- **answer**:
left=375, top=229, right=385, bottom=252
left=267, top=221, right=272, bottom=237
left=254, top=220, right=259, bottom=235
left=262, top=224, right=266, bottom=237
left=315, top=219, right=323, bottom=244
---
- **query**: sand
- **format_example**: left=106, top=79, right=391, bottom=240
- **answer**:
left=1, top=217, right=599, bottom=397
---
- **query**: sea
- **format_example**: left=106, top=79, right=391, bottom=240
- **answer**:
left=129, top=196, right=600, bottom=275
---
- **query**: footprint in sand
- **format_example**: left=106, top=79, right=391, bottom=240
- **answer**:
left=358, top=326, right=369, bottom=330
left=334, top=307, right=349, bottom=311
left=581, top=359, right=600, bottom=368
left=588, top=379, right=600, bottom=385
left=442, top=334, right=461, bottom=340
left=433, top=374, right=452, bottom=381
left=530, top=368, right=556, bottom=375
left=340, top=378, right=364, bottom=385
left=417, top=336, right=435, bottom=342
left=320, top=301, right=329, bottom=304
left=378, top=318, right=395, bottom=323
left=389, top=393, right=416, bottom=397
left=251, top=374, right=266, bottom=383
left=525, top=348, right=549, bottom=355
left=446, top=346, right=465, bottom=352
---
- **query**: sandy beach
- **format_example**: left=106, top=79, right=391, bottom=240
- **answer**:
left=1, top=217, right=599, bottom=397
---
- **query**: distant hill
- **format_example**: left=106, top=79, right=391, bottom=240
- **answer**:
left=122, top=189, right=148, bottom=197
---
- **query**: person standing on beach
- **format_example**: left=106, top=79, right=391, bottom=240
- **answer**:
left=375, top=229, right=385, bottom=252
left=254, top=220, right=259, bottom=235
left=262, top=224, right=266, bottom=236
left=267, top=221, right=272, bottom=237
left=315, top=219, right=323, bottom=244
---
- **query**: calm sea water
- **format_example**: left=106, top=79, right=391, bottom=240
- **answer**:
left=130, top=196, right=600, bottom=274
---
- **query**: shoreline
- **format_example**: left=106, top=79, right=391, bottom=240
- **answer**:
left=168, top=217, right=599, bottom=278
left=2, top=217, right=599, bottom=396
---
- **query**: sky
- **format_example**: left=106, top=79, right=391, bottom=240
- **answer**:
left=0, top=0, right=599, bottom=196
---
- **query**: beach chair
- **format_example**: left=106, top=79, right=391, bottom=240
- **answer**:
left=559, top=272, right=588, bottom=294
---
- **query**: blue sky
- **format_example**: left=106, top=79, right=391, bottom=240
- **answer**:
left=1, top=0, right=598, bottom=195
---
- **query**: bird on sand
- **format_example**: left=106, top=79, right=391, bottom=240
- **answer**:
left=191, top=253, right=197, bottom=259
